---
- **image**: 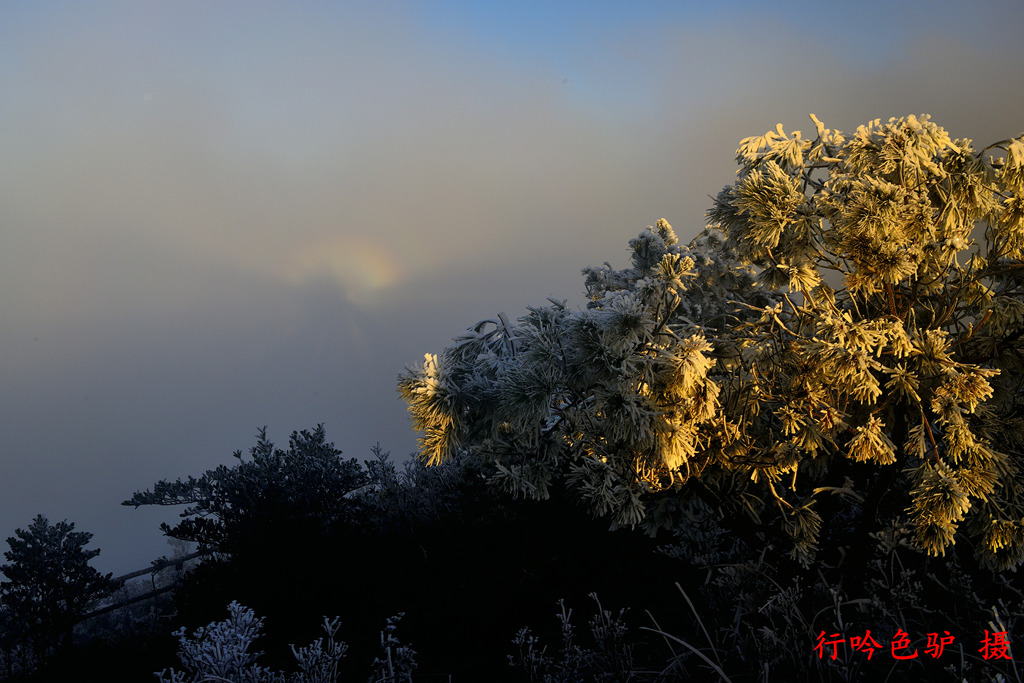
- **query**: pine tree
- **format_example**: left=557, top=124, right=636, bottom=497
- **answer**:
left=123, top=425, right=368, bottom=555
left=0, top=515, right=115, bottom=664
left=399, top=114, right=1024, bottom=572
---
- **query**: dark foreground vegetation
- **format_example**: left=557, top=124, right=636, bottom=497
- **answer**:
left=1, top=429, right=692, bottom=681
left=2, top=425, right=1020, bottom=682
left=3, top=115, right=1024, bottom=681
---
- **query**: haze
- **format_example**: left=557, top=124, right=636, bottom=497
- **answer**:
left=2, top=0, right=1023, bottom=575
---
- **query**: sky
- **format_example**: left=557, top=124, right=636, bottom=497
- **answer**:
left=2, top=0, right=1024, bottom=576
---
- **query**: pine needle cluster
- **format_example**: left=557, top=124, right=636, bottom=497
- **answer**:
left=400, top=115, right=1024, bottom=572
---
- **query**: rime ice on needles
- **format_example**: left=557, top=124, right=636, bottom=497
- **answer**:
left=400, top=115, right=1024, bottom=571
left=155, top=602, right=350, bottom=683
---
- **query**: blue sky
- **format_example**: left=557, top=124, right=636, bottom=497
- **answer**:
left=1, top=0, right=1023, bottom=574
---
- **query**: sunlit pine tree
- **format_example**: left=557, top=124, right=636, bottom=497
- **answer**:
left=399, top=115, right=1024, bottom=572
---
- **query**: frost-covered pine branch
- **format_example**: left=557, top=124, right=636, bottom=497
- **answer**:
left=155, top=602, right=348, bottom=683
left=400, top=114, right=1024, bottom=572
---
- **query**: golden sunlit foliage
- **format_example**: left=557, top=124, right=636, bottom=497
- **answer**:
left=399, top=115, right=1024, bottom=572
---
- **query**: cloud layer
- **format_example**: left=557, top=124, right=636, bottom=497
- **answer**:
left=1, top=0, right=1023, bottom=573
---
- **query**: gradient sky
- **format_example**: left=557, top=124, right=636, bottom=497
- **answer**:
left=2, top=0, right=1023, bottom=575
